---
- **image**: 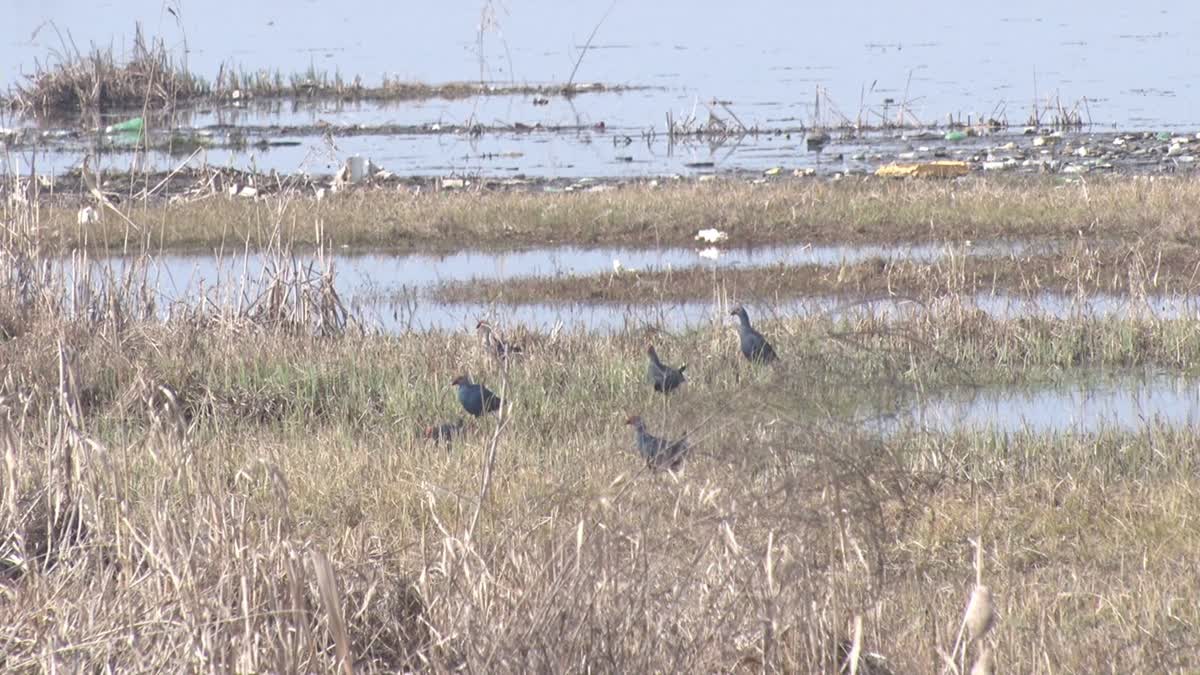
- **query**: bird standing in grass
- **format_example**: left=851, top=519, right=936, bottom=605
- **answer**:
left=646, top=343, right=687, bottom=394
left=625, top=415, right=688, bottom=471
left=423, top=418, right=465, bottom=446
left=476, top=320, right=523, bottom=359
left=730, top=306, right=778, bottom=364
left=451, top=375, right=503, bottom=417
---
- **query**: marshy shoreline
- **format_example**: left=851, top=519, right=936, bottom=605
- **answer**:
left=5, top=16, right=1200, bottom=673
left=10, top=172, right=1200, bottom=254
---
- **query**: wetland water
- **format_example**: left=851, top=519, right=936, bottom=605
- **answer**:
left=899, top=374, right=1200, bottom=435
left=3, top=1, right=1199, bottom=177
left=45, top=241, right=1191, bottom=334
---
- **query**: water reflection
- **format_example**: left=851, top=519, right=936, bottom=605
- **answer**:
left=901, top=375, right=1200, bottom=434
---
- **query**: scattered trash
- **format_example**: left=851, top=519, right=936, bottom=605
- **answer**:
left=763, top=166, right=782, bottom=176
left=697, top=247, right=721, bottom=260
left=944, top=130, right=968, bottom=142
left=982, top=159, right=1017, bottom=171
left=441, top=177, right=467, bottom=190
left=792, top=168, right=816, bottom=177
left=806, top=131, right=830, bottom=151
left=532, top=96, right=550, bottom=106
left=76, top=206, right=100, bottom=225
left=684, top=161, right=715, bottom=169
left=104, top=116, right=144, bottom=134
left=695, top=228, right=729, bottom=243
left=875, top=160, right=970, bottom=179
left=347, top=156, right=368, bottom=183
left=611, top=259, right=633, bottom=274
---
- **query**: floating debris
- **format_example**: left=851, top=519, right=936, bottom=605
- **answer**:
left=76, top=206, right=100, bottom=225
left=875, top=160, right=970, bottom=179
left=695, top=228, right=729, bottom=243
left=104, top=116, right=144, bottom=134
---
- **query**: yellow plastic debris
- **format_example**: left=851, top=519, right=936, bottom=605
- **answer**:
left=875, top=160, right=970, bottom=179
left=763, top=166, right=782, bottom=176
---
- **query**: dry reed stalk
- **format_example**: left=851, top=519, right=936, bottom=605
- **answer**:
left=970, top=646, right=994, bottom=675
left=311, top=548, right=355, bottom=675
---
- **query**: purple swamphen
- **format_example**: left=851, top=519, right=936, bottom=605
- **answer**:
left=730, top=306, right=778, bottom=364
left=451, top=375, right=503, bottom=417
left=423, top=418, right=465, bottom=446
left=646, top=343, right=687, bottom=394
left=625, top=415, right=688, bottom=471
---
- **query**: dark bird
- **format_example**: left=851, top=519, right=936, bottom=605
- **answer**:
left=451, top=375, right=503, bottom=417
left=476, top=320, right=523, bottom=359
left=730, top=306, right=778, bottom=364
left=646, top=344, right=686, bottom=394
left=625, top=415, right=688, bottom=471
left=423, top=418, right=464, bottom=446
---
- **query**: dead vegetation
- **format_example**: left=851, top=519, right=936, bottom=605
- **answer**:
left=3, top=135, right=1200, bottom=671
left=3, top=23, right=638, bottom=117
left=5, top=25, right=208, bottom=114
left=13, top=172, right=1200, bottom=254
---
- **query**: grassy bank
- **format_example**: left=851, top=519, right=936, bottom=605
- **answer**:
left=3, top=298, right=1200, bottom=670
left=18, top=174, right=1200, bottom=253
left=5, top=171, right=1200, bottom=670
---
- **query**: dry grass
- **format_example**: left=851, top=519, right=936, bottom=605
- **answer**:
left=5, top=26, right=208, bottom=114
left=3, top=300, right=1200, bottom=671
left=19, top=173, right=1200, bottom=253
left=4, top=171, right=1200, bottom=671
left=4, top=27, right=636, bottom=116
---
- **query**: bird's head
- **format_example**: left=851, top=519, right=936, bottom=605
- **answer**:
left=645, top=343, right=656, bottom=355
left=624, top=415, right=643, bottom=427
left=729, top=306, right=746, bottom=318
left=450, top=375, right=469, bottom=387
left=422, top=425, right=436, bottom=438
left=475, top=320, right=492, bottom=332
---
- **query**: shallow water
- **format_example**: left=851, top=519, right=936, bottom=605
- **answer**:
left=83, top=240, right=1029, bottom=294
left=900, top=375, right=1200, bottom=434
left=43, top=242, right=1198, bottom=333
left=3, top=1, right=1198, bottom=177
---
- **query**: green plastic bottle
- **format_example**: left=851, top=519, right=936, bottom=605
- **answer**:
left=105, top=117, right=144, bottom=134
